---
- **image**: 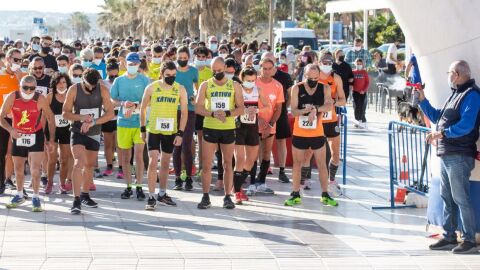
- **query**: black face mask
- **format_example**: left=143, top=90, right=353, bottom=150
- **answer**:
left=307, top=79, right=318, bottom=89
left=108, top=75, right=118, bottom=82
left=41, top=46, right=51, bottom=54
left=338, top=56, right=345, bottom=62
left=177, top=60, right=188, bottom=67
left=214, top=72, right=225, bottom=81
left=396, top=45, right=401, bottom=49
left=164, top=76, right=176, bottom=85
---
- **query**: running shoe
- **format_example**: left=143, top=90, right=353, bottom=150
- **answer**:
left=321, top=193, right=338, bottom=206
left=71, top=199, right=81, bottom=215
left=32, top=197, right=43, bottom=212
left=239, top=190, right=249, bottom=201
left=328, top=180, right=342, bottom=197
left=89, top=183, right=97, bottom=191
left=245, top=184, right=256, bottom=196
left=45, top=182, right=53, bottom=195
left=184, top=177, right=193, bottom=191
left=80, top=194, right=98, bottom=208
left=157, top=193, right=177, bottom=206
left=5, top=178, right=16, bottom=190
left=278, top=171, right=290, bottom=183
left=102, top=168, right=114, bottom=176
left=284, top=195, right=302, bottom=206
left=6, top=194, right=25, bottom=209
left=116, top=171, right=124, bottom=179
left=136, top=186, right=146, bottom=201
left=235, top=192, right=243, bottom=205
left=223, top=195, right=235, bottom=209
left=59, top=184, right=68, bottom=195
left=256, top=184, right=274, bottom=194
left=41, top=175, right=48, bottom=187
left=173, top=177, right=183, bottom=190
left=121, top=188, right=133, bottom=199
left=64, top=180, right=72, bottom=192
left=197, top=196, right=211, bottom=209
left=94, top=168, right=103, bottom=179
left=145, top=197, right=157, bottom=210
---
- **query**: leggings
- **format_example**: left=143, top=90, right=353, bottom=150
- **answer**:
left=173, top=111, right=196, bottom=177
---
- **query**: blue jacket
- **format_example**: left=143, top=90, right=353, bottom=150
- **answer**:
left=419, top=79, right=480, bottom=156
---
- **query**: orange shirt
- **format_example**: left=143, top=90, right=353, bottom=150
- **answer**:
left=256, top=78, right=284, bottom=134
left=319, top=74, right=338, bottom=123
left=0, top=73, right=20, bottom=107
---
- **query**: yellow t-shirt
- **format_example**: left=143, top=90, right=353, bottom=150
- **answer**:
left=198, top=67, right=214, bottom=85
left=147, top=62, right=162, bottom=81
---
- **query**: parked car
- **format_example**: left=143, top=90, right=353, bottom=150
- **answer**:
left=377, top=43, right=405, bottom=54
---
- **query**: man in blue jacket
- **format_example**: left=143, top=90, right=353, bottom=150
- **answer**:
left=418, top=60, right=480, bottom=254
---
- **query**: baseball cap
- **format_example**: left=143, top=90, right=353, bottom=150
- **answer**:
left=126, top=52, right=141, bottom=63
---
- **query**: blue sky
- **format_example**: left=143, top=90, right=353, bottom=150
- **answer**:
left=0, top=0, right=104, bottom=13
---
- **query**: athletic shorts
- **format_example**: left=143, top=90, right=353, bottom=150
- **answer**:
left=203, top=128, right=235, bottom=144
left=117, top=126, right=144, bottom=149
left=71, top=132, right=100, bottom=151
left=12, top=129, right=45, bottom=158
left=235, top=124, right=259, bottom=146
left=323, top=122, right=340, bottom=138
left=102, top=120, right=117, bottom=133
left=275, top=109, right=292, bottom=139
left=292, top=135, right=326, bottom=150
left=45, top=126, right=70, bottom=145
left=195, top=114, right=204, bottom=131
left=147, top=133, right=175, bottom=154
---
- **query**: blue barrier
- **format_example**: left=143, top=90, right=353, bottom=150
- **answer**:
left=372, top=121, right=431, bottom=210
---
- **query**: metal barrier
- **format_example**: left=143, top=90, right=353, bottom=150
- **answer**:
left=372, top=121, right=431, bottom=209
left=338, top=107, right=348, bottom=185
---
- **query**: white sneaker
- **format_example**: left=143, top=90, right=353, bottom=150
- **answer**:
left=256, top=184, right=275, bottom=194
left=328, top=180, right=342, bottom=197
left=246, top=184, right=257, bottom=196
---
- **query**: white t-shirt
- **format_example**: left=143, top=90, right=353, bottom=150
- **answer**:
left=386, top=43, right=398, bottom=64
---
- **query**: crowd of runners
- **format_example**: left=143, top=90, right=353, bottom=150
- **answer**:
left=0, top=35, right=350, bottom=214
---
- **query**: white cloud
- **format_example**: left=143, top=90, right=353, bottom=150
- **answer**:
left=0, top=0, right=104, bottom=14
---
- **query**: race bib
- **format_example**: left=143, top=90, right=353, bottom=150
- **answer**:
left=36, top=86, right=48, bottom=96
left=211, top=97, right=229, bottom=111
left=17, top=133, right=36, bottom=147
left=80, top=108, right=100, bottom=119
left=323, top=111, right=333, bottom=121
left=156, top=118, right=174, bottom=132
left=299, top=115, right=317, bottom=129
left=55, top=115, right=69, bottom=127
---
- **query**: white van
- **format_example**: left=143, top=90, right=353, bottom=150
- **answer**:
left=274, top=28, right=318, bottom=50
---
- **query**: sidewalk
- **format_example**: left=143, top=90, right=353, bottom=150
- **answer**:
left=0, top=106, right=477, bottom=270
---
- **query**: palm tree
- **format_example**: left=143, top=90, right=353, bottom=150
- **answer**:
left=70, top=12, right=91, bottom=40
left=227, top=0, right=250, bottom=39
left=200, top=0, right=227, bottom=37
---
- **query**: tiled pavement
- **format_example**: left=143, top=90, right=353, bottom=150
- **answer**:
left=0, top=107, right=478, bottom=270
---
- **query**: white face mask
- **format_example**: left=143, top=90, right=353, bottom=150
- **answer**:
left=448, top=76, right=456, bottom=89
left=11, top=63, right=21, bottom=72
left=320, top=65, right=332, bottom=74
left=93, top=59, right=102, bottom=66
left=225, top=73, right=234, bottom=80
left=253, top=64, right=260, bottom=71
left=219, top=53, right=228, bottom=59
left=354, top=46, right=361, bottom=51
left=152, top=57, right=161, bottom=64
left=71, top=77, right=82, bottom=84
left=53, top=48, right=61, bottom=55
left=57, top=88, right=68, bottom=94
left=242, top=81, right=255, bottom=89
left=21, top=91, right=35, bottom=100
left=209, top=43, right=218, bottom=52
left=58, top=66, right=68, bottom=73
left=356, top=65, right=363, bottom=70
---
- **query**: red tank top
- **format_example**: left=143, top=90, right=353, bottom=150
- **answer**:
left=11, top=92, right=42, bottom=134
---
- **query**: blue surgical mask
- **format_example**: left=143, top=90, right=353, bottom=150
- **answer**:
left=20, top=67, right=28, bottom=73
left=82, top=61, right=92, bottom=68
left=194, top=60, right=206, bottom=67
left=71, top=77, right=82, bottom=84
left=209, top=43, right=218, bottom=52
left=58, top=66, right=68, bottom=73
left=205, top=59, right=212, bottom=66
left=32, top=44, right=40, bottom=52
left=127, top=65, right=139, bottom=75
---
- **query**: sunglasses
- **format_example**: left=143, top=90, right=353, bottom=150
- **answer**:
left=22, top=86, right=36, bottom=91
left=33, top=66, right=44, bottom=70
left=12, top=58, right=22, bottom=63
left=72, top=74, right=82, bottom=78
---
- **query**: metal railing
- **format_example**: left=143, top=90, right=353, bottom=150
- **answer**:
left=373, top=121, right=431, bottom=209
